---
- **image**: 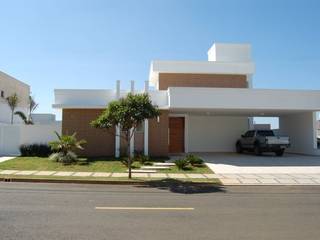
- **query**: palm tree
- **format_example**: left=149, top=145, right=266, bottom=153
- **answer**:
left=15, top=96, right=38, bottom=125
left=6, top=93, right=19, bottom=124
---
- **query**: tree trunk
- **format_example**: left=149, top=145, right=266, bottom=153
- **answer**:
left=11, top=110, right=13, bottom=124
left=127, top=131, right=132, bottom=179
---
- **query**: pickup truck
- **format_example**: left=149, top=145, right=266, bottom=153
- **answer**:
left=236, top=130, right=290, bottom=156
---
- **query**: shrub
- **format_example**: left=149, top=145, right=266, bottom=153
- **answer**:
left=133, top=154, right=150, bottom=165
left=49, top=132, right=86, bottom=165
left=174, top=158, right=189, bottom=170
left=49, top=151, right=78, bottom=164
left=185, top=154, right=204, bottom=166
left=19, top=144, right=52, bottom=157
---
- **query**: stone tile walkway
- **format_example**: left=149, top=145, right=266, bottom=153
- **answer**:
left=219, top=173, right=320, bottom=185
left=0, top=169, right=216, bottom=180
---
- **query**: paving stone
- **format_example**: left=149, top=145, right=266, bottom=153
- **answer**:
left=14, top=171, right=37, bottom=176
left=132, top=173, right=149, bottom=178
left=295, top=178, right=318, bottom=184
left=0, top=170, right=19, bottom=175
left=256, top=174, right=276, bottom=179
left=288, top=174, right=312, bottom=179
left=127, top=169, right=156, bottom=173
left=272, top=174, right=292, bottom=179
left=149, top=173, right=168, bottom=178
left=186, top=174, right=206, bottom=179
left=111, top=173, right=128, bottom=177
left=72, top=172, right=93, bottom=177
left=276, top=178, right=297, bottom=184
left=168, top=173, right=187, bottom=179
left=220, top=178, right=241, bottom=185
left=153, top=162, right=175, bottom=166
left=92, top=172, right=111, bottom=177
left=239, top=178, right=260, bottom=184
left=53, top=172, right=74, bottom=177
left=239, top=174, right=258, bottom=179
left=309, top=174, right=320, bottom=179
left=204, top=174, right=222, bottom=179
left=258, top=178, right=279, bottom=184
left=34, top=171, right=56, bottom=176
left=313, top=179, right=320, bottom=184
left=221, top=174, right=242, bottom=179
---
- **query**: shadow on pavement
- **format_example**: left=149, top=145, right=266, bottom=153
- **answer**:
left=134, top=178, right=225, bottom=194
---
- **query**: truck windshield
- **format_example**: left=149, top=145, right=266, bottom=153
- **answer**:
left=257, top=130, right=275, bottom=136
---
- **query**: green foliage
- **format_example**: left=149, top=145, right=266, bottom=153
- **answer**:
left=133, top=153, right=150, bottom=165
left=174, top=158, right=190, bottom=170
left=6, top=93, right=19, bottom=124
left=49, top=132, right=86, bottom=164
left=185, top=154, right=204, bottom=166
left=91, top=93, right=160, bottom=131
left=91, top=93, right=160, bottom=178
left=14, top=96, right=38, bottom=125
left=19, top=144, right=52, bottom=157
left=49, top=151, right=78, bottom=164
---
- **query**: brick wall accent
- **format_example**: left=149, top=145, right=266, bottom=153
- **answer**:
left=148, top=110, right=169, bottom=157
left=158, top=73, right=247, bottom=90
left=62, top=109, right=115, bottom=157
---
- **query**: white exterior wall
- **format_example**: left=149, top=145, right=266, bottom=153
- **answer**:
left=188, top=115, right=248, bottom=152
left=279, top=112, right=318, bottom=155
left=0, top=71, right=30, bottom=124
left=0, top=123, right=61, bottom=156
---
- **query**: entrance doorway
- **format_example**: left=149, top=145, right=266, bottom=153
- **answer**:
left=169, top=117, right=185, bottom=153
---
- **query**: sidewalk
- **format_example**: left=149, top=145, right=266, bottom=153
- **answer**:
left=216, top=173, right=320, bottom=185
left=0, top=169, right=217, bottom=180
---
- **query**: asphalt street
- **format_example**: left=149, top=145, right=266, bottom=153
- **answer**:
left=0, top=182, right=320, bottom=240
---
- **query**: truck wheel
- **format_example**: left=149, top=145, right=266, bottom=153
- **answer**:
left=236, top=142, right=243, bottom=153
left=254, top=145, right=262, bottom=156
left=275, top=149, right=285, bottom=156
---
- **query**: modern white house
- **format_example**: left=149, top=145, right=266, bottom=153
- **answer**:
left=0, top=71, right=30, bottom=124
left=53, top=43, right=320, bottom=157
left=0, top=71, right=61, bottom=156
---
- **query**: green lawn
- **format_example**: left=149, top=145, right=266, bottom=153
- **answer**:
left=0, top=157, right=213, bottom=174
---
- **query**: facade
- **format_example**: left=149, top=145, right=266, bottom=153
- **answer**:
left=53, top=43, right=320, bottom=157
left=0, top=71, right=30, bottom=124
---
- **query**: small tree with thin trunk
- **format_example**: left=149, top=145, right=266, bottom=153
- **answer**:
left=6, top=93, right=19, bottom=124
left=15, top=96, right=38, bottom=125
left=91, top=93, right=160, bottom=178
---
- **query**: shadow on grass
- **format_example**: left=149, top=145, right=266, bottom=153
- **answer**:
left=134, top=178, right=225, bottom=194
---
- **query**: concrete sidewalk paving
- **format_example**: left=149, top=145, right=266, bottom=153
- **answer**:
left=0, top=157, right=15, bottom=163
left=217, top=173, right=320, bottom=185
left=0, top=169, right=216, bottom=180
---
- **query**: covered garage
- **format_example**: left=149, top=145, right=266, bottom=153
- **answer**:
left=168, top=87, right=320, bottom=156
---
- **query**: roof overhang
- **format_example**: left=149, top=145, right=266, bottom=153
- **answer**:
left=168, top=87, right=320, bottom=116
left=149, top=60, right=255, bottom=86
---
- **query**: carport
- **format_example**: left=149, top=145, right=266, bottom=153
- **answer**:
left=168, top=87, right=320, bottom=155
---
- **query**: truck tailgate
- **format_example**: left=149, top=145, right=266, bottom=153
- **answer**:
left=266, top=136, right=289, bottom=145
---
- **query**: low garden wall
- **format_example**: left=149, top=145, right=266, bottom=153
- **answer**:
left=0, top=122, right=61, bottom=156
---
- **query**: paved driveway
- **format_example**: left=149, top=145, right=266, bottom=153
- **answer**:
left=199, top=152, right=320, bottom=185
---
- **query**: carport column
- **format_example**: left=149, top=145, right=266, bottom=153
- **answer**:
left=247, top=74, right=254, bottom=129
left=129, top=80, right=135, bottom=157
left=115, top=80, right=121, bottom=158
left=144, top=81, right=149, bottom=156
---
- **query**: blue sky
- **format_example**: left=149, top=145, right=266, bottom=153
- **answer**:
left=0, top=0, right=319, bottom=123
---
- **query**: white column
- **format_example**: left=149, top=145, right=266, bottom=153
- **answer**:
left=144, top=81, right=149, bottom=156
left=115, top=80, right=121, bottom=158
left=247, top=74, right=254, bottom=129
left=130, top=80, right=135, bottom=157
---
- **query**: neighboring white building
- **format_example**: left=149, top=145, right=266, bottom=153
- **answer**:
left=53, top=42, right=320, bottom=156
left=0, top=71, right=30, bottom=124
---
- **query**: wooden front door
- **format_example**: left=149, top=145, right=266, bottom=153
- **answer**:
left=169, top=117, right=185, bottom=153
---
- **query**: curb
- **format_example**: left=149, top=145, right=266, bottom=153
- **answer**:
left=0, top=177, right=220, bottom=186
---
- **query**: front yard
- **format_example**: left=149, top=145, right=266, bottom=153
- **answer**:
left=0, top=157, right=213, bottom=174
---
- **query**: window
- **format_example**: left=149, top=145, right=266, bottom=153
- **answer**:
left=257, top=130, right=274, bottom=137
left=245, top=130, right=255, bottom=137
left=0, top=91, right=4, bottom=98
